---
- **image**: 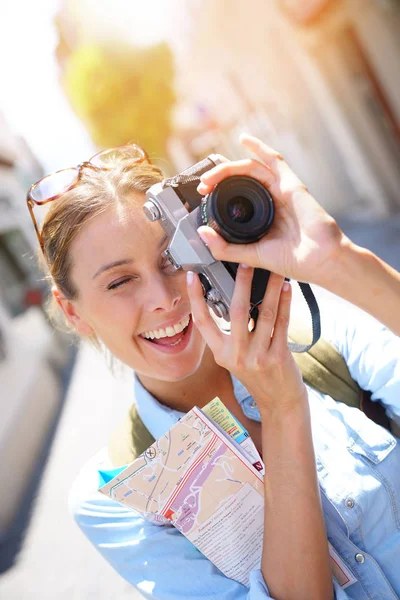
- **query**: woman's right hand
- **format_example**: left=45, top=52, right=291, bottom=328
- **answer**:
left=187, top=266, right=308, bottom=417
left=197, top=133, right=346, bottom=289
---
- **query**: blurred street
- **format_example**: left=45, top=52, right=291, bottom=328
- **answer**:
left=0, top=344, right=144, bottom=600
left=338, top=215, right=400, bottom=272
left=0, top=215, right=398, bottom=599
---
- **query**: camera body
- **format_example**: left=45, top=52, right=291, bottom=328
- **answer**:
left=143, top=155, right=274, bottom=326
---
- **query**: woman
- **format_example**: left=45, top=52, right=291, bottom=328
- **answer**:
left=27, top=137, right=400, bottom=600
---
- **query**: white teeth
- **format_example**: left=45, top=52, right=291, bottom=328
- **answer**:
left=141, top=315, right=190, bottom=340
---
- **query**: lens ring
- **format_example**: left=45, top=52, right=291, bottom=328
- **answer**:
left=205, top=176, right=274, bottom=244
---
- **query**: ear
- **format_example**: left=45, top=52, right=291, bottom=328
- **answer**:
left=52, top=286, right=94, bottom=336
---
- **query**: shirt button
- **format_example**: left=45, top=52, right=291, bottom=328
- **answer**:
left=249, top=400, right=257, bottom=409
left=355, top=553, right=365, bottom=564
left=345, top=497, right=355, bottom=508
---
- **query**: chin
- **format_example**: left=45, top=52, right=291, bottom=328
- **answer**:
left=156, top=354, right=205, bottom=383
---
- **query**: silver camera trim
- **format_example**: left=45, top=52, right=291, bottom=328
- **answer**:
left=144, top=156, right=235, bottom=323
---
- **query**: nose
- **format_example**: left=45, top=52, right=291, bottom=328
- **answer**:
left=144, top=273, right=182, bottom=313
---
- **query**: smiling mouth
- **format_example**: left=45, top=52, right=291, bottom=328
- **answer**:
left=140, top=315, right=192, bottom=347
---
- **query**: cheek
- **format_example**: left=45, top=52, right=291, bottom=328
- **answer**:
left=175, top=271, right=190, bottom=296
left=83, top=294, right=141, bottom=337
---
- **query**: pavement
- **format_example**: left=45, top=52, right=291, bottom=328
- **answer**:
left=0, top=214, right=399, bottom=599
left=337, top=215, right=400, bottom=272
left=0, top=344, right=144, bottom=600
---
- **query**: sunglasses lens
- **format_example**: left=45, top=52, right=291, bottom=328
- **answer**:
left=31, top=168, right=79, bottom=202
left=90, top=145, right=147, bottom=168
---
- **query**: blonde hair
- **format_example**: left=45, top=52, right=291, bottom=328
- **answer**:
left=38, top=152, right=164, bottom=341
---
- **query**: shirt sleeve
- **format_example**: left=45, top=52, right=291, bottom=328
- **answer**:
left=322, top=293, right=400, bottom=424
left=69, top=451, right=273, bottom=600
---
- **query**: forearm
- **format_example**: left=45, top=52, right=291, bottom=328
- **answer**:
left=259, top=398, right=332, bottom=600
left=321, top=236, right=400, bottom=336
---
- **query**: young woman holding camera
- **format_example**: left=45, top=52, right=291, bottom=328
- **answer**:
left=27, top=135, right=400, bottom=600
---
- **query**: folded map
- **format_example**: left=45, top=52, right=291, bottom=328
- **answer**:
left=99, top=400, right=265, bottom=586
left=98, top=398, right=357, bottom=590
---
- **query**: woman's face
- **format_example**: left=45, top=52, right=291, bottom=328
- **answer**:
left=64, top=198, right=207, bottom=382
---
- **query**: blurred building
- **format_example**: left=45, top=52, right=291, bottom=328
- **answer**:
left=278, top=0, right=400, bottom=215
left=51, top=0, right=400, bottom=217
left=0, top=113, right=45, bottom=318
left=0, top=113, right=71, bottom=557
left=167, top=0, right=400, bottom=218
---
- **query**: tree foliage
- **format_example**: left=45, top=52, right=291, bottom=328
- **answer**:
left=63, top=42, right=175, bottom=158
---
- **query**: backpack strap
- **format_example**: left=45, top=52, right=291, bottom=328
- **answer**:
left=108, top=402, right=155, bottom=467
left=291, top=335, right=361, bottom=408
left=289, top=322, right=392, bottom=431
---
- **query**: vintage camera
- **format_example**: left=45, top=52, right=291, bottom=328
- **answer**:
left=143, top=155, right=274, bottom=327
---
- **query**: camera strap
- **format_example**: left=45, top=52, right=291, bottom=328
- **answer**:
left=251, top=280, right=321, bottom=353
left=163, top=157, right=217, bottom=210
left=289, top=282, right=321, bottom=353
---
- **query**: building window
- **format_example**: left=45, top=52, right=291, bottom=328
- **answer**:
left=0, top=229, right=33, bottom=317
left=0, top=326, right=6, bottom=362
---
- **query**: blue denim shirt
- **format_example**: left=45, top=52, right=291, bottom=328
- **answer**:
left=69, top=302, right=400, bottom=599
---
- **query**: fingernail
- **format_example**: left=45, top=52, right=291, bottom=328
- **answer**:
left=282, top=282, right=291, bottom=292
left=186, top=271, right=194, bottom=285
left=197, top=229, right=210, bottom=243
left=240, top=263, right=250, bottom=269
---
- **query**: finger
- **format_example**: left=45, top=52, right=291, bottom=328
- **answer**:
left=269, top=281, right=292, bottom=354
left=229, top=264, right=254, bottom=344
left=199, top=158, right=275, bottom=189
left=239, top=133, right=304, bottom=193
left=252, top=273, right=285, bottom=351
left=197, top=226, right=265, bottom=270
left=212, top=153, right=230, bottom=164
left=186, top=271, right=223, bottom=352
left=197, top=154, right=231, bottom=195
left=197, top=181, right=213, bottom=195
left=239, top=133, right=284, bottom=165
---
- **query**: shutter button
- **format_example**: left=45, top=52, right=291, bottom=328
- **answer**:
left=345, top=497, right=355, bottom=508
left=355, top=553, right=365, bottom=564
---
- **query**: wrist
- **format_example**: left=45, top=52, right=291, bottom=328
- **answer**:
left=252, top=388, right=310, bottom=423
left=314, top=231, right=355, bottom=290
left=318, top=236, right=400, bottom=332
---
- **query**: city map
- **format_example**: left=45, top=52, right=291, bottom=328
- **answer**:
left=99, top=402, right=357, bottom=589
left=99, top=406, right=265, bottom=585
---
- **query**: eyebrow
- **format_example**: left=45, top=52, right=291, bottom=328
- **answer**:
left=92, top=234, right=169, bottom=279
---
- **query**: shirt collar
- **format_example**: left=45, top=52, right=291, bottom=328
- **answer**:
left=133, top=375, right=185, bottom=440
left=133, top=373, right=252, bottom=440
left=231, top=374, right=252, bottom=404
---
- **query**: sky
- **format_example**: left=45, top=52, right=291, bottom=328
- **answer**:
left=0, top=0, right=176, bottom=173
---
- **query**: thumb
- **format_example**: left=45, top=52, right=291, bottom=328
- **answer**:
left=197, top=226, right=263, bottom=269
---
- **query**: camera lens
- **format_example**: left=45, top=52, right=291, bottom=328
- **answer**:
left=198, top=175, right=274, bottom=244
left=227, top=197, right=255, bottom=224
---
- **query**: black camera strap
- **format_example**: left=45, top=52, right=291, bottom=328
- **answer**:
left=163, top=157, right=217, bottom=210
left=251, top=280, right=321, bottom=353
left=289, top=282, right=321, bottom=353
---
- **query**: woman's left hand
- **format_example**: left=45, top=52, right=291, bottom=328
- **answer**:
left=186, top=267, right=307, bottom=416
